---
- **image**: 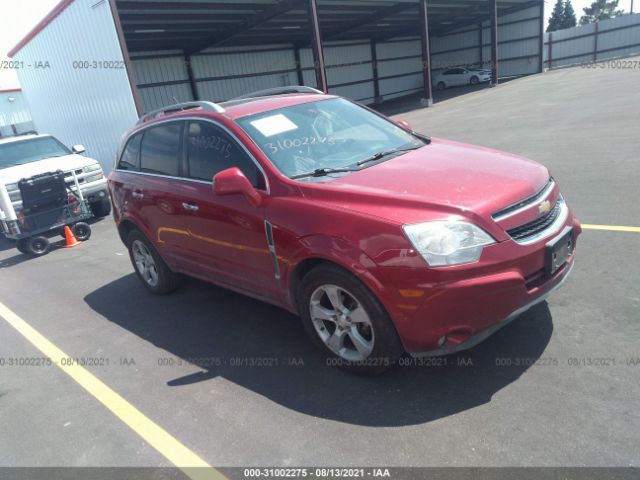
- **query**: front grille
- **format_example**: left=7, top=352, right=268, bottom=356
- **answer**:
left=507, top=201, right=562, bottom=241
left=492, top=179, right=555, bottom=221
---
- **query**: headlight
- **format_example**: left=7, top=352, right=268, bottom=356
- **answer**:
left=403, top=221, right=496, bottom=267
left=86, top=173, right=105, bottom=183
left=83, top=163, right=103, bottom=173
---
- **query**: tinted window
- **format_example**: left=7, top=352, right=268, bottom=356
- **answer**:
left=140, top=123, right=182, bottom=176
left=186, top=121, right=264, bottom=188
left=117, top=133, right=142, bottom=171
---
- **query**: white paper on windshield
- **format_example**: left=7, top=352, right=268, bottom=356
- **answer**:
left=250, top=114, right=298, bottom=137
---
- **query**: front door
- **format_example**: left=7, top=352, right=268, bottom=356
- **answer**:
left=178, top=120, right=278, bottom=300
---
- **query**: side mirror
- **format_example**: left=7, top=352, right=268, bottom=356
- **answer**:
left=396, top=119, right=412, bottom=131
left=71, top=144, right=86, bottom=155
left=213, top=167, right=262, bottom=207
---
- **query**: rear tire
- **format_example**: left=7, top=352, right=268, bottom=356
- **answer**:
left=26, top=236, right=51, bottom=257
left=297, top=264, right=404, bottom=375
left=126, top=229, right=182, bottom=295
left=90, top=198, right=112, bottom=218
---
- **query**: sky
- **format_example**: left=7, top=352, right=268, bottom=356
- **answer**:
left=0, top=0, right=636, bottom=89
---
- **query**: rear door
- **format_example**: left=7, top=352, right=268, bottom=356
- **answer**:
left=136, top=121, right=191, bottom=270
left=177, top=120, right=277, bottom=299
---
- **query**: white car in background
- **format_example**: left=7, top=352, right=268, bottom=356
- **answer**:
left=433, top=67, right=492, bottom=90
left=0, top=133, right=110, bottom=225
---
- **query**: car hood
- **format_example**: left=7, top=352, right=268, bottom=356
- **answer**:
left=297, top=137, right=550, bottom=226
left=0, top=154, right=98, bottom=185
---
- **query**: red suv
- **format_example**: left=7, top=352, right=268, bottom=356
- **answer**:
left=109, top=87, right=580, bottom=373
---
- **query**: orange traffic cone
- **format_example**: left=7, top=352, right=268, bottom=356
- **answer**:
left=63, top=225, right=81, bottom=248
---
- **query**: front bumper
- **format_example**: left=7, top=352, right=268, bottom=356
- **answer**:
left=381, top=217, right=580, bottom=356
left=410, top=260, right=574, bottom=357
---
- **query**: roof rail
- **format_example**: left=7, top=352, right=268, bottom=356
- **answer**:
left=232, top=86, right=323, bottom=100
left=137, top=101, right=225, bottom=125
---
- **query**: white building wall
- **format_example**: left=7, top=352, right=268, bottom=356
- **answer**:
left=376, top=38, right=422, bottom=101
left=12, top=0, right=138, bottom=171
left=434, top=3, right=543, bottom=77
left=0, top=91, right=35, bottom=137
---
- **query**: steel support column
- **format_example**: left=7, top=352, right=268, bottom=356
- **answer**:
left=479, top=22, right=484, bottom=68
left=308, top=0, right=328, bottom=93
left=185, top=54, right=199, bottom=101
left=294, top=47, right=304, bottom=85
left=490, top=0, right=499, bottom=86
left=371, top=40, right=382, bottom=103
left=539, top=0, right=545, bottom=72
left=108, top=0, right=144, bottom=116
left=593, top=21, right=599, bottom=62
left=419, top=0, right=433, bottom=107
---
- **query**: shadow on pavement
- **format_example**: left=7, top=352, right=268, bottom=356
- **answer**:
left=85, top=274, right=553, bottom=427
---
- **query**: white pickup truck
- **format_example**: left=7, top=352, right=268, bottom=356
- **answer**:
left=0, top=133, right=110, bottom=228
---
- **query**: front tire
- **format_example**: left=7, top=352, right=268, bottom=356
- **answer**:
left=298, top=264, right=404, bottom=374
left=26, top=236, right=51, bottom=257
left=437, top=81, right=446, bottom=90
left=72, top=222, right=91, bottom=241
left=470, top=76, right=479, bottom=85
left=127, top=229, right=182, bottom=295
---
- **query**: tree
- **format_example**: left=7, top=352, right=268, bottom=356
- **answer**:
left=547, top=0, right=565, bottom=32
left=562, top=1, right=578, bottom=28
left=579, top=0, right=624, bottom=25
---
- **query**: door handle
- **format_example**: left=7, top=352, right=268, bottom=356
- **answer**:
left=182, top=202, right=199, bottom=212
left=132, top=190, right=144, bottom=199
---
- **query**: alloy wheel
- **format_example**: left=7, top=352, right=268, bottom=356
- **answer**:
left=309, top=284, right=374, bottom=361
left=132, top=240, right=159, bottom=287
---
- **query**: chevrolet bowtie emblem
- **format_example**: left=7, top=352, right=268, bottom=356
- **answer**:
left=539, top=200, right=552, bottom=215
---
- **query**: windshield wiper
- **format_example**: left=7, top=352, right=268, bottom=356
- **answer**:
left=290, top=167, right=360, bottom=180
left=357, top=146, right=422, bottom=167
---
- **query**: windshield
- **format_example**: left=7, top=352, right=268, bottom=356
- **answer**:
left=236, top=98, right=426, bottom=180
left=0, top=136, right=71, bottom=169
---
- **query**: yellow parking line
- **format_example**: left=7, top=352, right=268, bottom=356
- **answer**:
left=582, top=224, right=640, bottom=233
left=0, top=301, right=225, bottom=480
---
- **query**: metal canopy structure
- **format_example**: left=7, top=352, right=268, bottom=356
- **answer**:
left=111, top=0, right=542, bottom=109
left=114, top=0, right=539, bottom=52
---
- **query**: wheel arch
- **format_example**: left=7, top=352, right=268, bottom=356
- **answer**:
left=285, top=235, right=393, bottom=316
left=117, top=219, right=138, bottom=245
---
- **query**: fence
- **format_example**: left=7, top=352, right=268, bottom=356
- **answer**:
left=544, top=13, right=640, bottom=68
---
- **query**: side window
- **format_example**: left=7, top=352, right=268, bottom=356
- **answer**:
left=443, top=69, right=456, bottom=75
left=140, top=123, right=182, bottom=176
left=186, top=121, right=265, bottom=189
left=117, top=133, right=142, bottom=171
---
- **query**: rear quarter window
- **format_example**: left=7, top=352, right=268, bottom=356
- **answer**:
left=140, top=123, right=183, bottom=177
left=117, top=133, right=142, bottom=171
